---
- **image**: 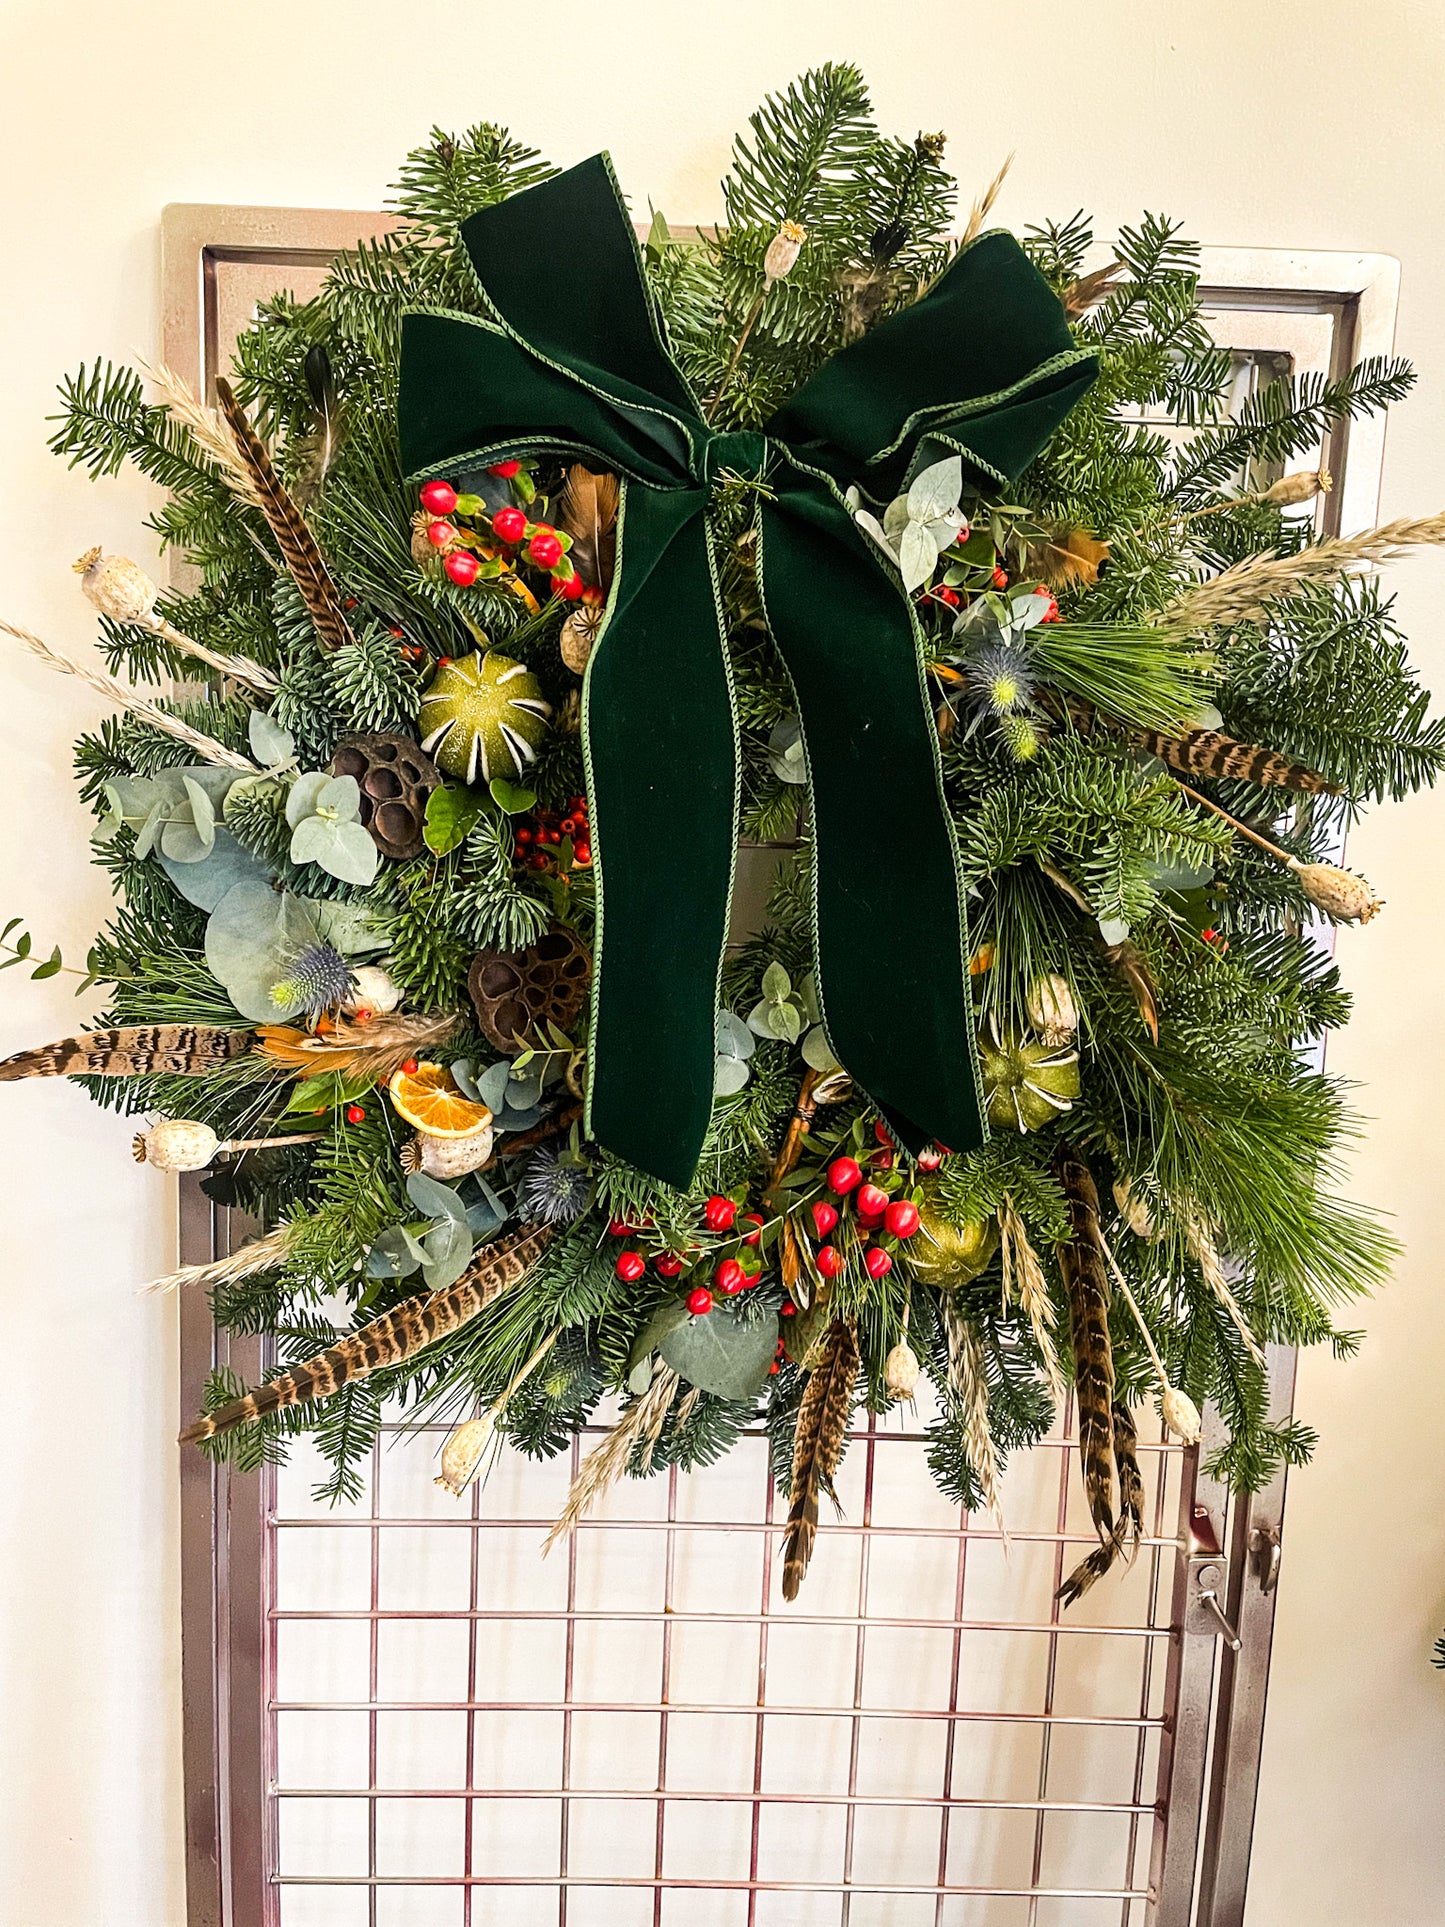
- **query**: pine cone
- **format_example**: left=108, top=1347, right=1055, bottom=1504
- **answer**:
left=468, top=929, right=592, bottom=1054
left=331, top=732, right=440, bottom=862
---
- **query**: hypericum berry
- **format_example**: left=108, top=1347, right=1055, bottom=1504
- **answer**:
left=1037, top=589, right=1060, bottom=622
left=704, top=1194, right=737, bottom=1233
left=779, top=1301, right=796, bottom=1317
left=572, top=841, right=592, bottom=865
left=555, top=569, right=586, bottom=600
left=528, top=851, right=550, bottom=871
left=401, top=1058, right=419, bottom=1075
left=855, top=1182, right=889, bottom=1220
left=607, top=1217, right=632, bottom=1237
left=615, top=1250, right=647, bottom=1282
left=426, top=518, right=455, bottom=548
left=741, top=1213, right=765, bottom=1246
left=827, top=1156, right=863, bottom=1195
left=810, top=1199, right=840, bottom=1239
left=935, top=585, right=961, bottom=607
left=715, top=1259, right=746, bottom=1295
left=444, top=549, right=480, bottom=586
left=814, top=1244, right=843, bottom=1279
left=873, top=1150, right=895, bottom=1171
left=872, top=1120, right=894, bottom=1146
left=516, top=827, right=534, bottom=845
left=656, top=1253, right=685, bottom=1278
left=491, top=506, right=527, bottom=545
left=345, top=1104, right=366, bottom=1124
left=419, top=480, right=458, bottom=516
left=884, top=1199, right=921, bottom=1239
left=917, top=1147, right=943, bottom=1172
left=488, top=459, right=522, bottom=478
left=687, top=1286, right=714, bottom=1316
left=864, top=1246, right=893, bottom=1279
left=527, top=526, right=563, bottom=569
left=991, top=565, right=1009, bottom=590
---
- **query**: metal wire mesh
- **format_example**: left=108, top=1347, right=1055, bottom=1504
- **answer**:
left=266, top=1390, right=1188, bottom=1926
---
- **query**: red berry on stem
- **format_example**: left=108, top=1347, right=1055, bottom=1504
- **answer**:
left=780, top=1301, right=797, bottom=1318
left=426, top=518, right=454, bottom=548
left=810, top=1199, right=840, bottom=1239
left=615, top=1250, right=647, bottom=1283
left=401, top=1058, right=419, bottom=1075
left=884, top=1199, right=921, bottom=1239
left=827, top=1156, right=863, bottom=1195
left=608, top=1217, right=631, bottom=1238
left=656, top=1253, right=685, bottom=1278
left=572, top=841, right=592, bottom=865
left=856, top=1182, right=889, bottom=1219
left=741, top=1213, right=765, bottom=1246
left=527, top=527, right=563, bottom=570
left=345, top=1104, right=366, bottom=1124
left=686, top=1286, right=714, bottom=1316
left=715, top=1258, right=745, bottom=1295
left=444, top=550, right=480, bottom=586
left=991, top=565, right=1009, bottom=589
left=815, top=1244, right=843, bottom=1279
left=516, top=827, right=533, bottom=845
left=872, top=1150, right=895, bottom=1171
left=864, top=1246, right=893, bottom=1279
left=555, top=569, right=586, bottom=600
left=935, top=585, right=961, bottom=607
left=488, top=460, right=522, bottom=478
left=491, top=506, right=527, bottom=545
left=419, top=480, right=458, bottom=515
left=704, top=1194, right=737, bottom=1233
left=872, top=1120, right=894, bottom=1146
left=1037, top=589, right=1060, bottom=622
left=528, top=852, right=550, bottom=871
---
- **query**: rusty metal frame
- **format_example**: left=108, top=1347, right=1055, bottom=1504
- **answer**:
left=163, top=203, right=1398, bottom=1927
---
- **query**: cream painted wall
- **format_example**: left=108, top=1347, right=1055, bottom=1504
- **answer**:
left=1, top=2, right=1442, bottom=1921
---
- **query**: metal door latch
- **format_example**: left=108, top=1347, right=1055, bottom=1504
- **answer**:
left=1193, top=1560, right=1242, bottom=1650
left=1249, top=1523, right=1282, bottom=1594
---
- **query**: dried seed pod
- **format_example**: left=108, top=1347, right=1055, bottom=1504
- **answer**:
left=132, top=1118, right=220, bottom=1171
left=559, top=602, right=605, bottom=675
left=1260, top=467, right=1332, bottom=507
left=436, top=1413, right=496, bottom=1495
left=883, top=1340, right=920, bottom=1399
left=468, top=929, right=592, bottom=1055
left=400, top=1119, right=494, bottom=1179
left=1026, top=972, right=1079, bottom=1044
left=1160, top=1385, right=1203, bottom=1444
left=73, top=547, right=159, bottom=623
left=764, top=221, right=807, bottom=283
left=343, top=964, right=403, bottom=1018
left=1286, top=858, right=1384, bottom=924
left=1112, top=1176, right=1162, bottom=1242
left=330, top=732, right=440, bottom=862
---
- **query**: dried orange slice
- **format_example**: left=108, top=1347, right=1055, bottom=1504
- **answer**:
left=387, top=1061, right=493, bottom=1138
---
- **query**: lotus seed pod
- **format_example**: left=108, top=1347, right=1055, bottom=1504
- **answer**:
left=1025, top=972, right=1079, bottom=1045
left=1113, top=1176, right=1162, bottom=1242
left=978, top=1014, right=1080, bottom=1133
left=132, top=1118, right=220, bottom=1172
left=763, top=220, right=807, bottom=282
left=343, top=964, right=404, bottom=1017
left=907, top=1183, right=1000, bottom=1289
left=1160, top=1385, right=1203, bottom=1445
left=435, top=1413, right=495, bottom=1495
left=404, top=1119, right=494, bottom=1179
left=74, top=547, right=159, bottom=624
left=1286, top=858, right=1383, bottom=924
left=883, top=1340, right=921, bottom=1399
left=418, top=651, right=550, bottom=787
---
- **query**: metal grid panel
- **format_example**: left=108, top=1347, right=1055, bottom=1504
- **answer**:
left=265, top=1397, right=1190, bottom=1925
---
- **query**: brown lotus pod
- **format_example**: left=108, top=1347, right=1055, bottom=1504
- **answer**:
left=330, top=731, right=440, bottom=861
left=468, top=928, right=592, bottom=1054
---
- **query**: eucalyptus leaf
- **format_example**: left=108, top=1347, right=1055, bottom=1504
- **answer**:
left=899, top=518, right=941, bottom=593
left=249, top=710, right=296, bottom=768
left=286, top=770, right=330, bottom=827
left=906, top=455, right=963, bottom=525
left=761, top=961, right=791, bottom=1002
left=366, top=1223, right=428, bottom=1278
left=801, top=1024, right=840, bottom=1073
left=629, top=1299, right=691, bottom=1384
left=421, top=1217, right=474, bottom=1289
left=312, top=901, right=388, bottom=955
left=450, top=1058, right=485, bottom=1103
left=714, top=1055, right=751, bottom=1097
left=714, top=1010, right=755, bottom=1060
left=475, top=1061, right=513, bottom=1112
left=205, top=881, right=321, bottom=1022
left=159, top=829, right=272, bottom=911
left=315, top=774, right=362, bottom=821
left=660, top=1303, right=777, bottom=1400
left=406, top=1170, right=469, bottom=1225
left=766, top=717, right=808, bottom=786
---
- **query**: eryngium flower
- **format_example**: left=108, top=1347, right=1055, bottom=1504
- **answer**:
left=518, top=1143, right=591, bottom=1224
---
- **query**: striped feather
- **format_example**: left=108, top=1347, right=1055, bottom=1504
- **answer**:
left=1053, top=1144, right=1116, bottom=1548
left=1132, top=724, right=1337, bottom=793
left=781, top=1317, right=858, bottom=1602
left=179, top=1222, right=552, bottom=1444
left=0, top=1024, right=249, bottom=1081
left=1056, top=1400, right=1145, bottom=1607
left=214, top=379, right=356, bottom=655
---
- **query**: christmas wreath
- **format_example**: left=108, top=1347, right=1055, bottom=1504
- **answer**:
left=5, top=64, right=1442, bottom=1601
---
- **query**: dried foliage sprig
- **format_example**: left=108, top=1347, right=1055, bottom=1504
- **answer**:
left=1160, top=513, right=1445, bottom=633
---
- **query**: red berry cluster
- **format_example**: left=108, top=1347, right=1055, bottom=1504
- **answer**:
left=802, top=1122, right=925, bottom=1282
left=515, top=793, right=591, bottom=874
left=416, top=469, right=585, bottom=597
left=609, top=1192, right=770, bottom=1316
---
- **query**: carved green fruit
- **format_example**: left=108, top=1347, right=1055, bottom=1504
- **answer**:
left=908, top=1184, right=1000, bottom=1289
left=418, top=651, right=550, bottom=787
left=979, top=1014, right=1080, bottom=1132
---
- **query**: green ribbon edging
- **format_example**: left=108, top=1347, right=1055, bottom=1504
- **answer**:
left=399, top=153, right=1098, bottom=1190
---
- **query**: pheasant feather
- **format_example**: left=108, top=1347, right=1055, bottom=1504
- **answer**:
left=0, top=1024, right=249, bottom=1081
left=1054, top=1143, right=1116, bottom=1548
left=781, top=1316, right=858, bottom=1601
left=179, top=1221, right=552, bottom=1443
left=1133, top=724, right=1337, bottom=793
left=255, top=1012, right=460, bottom=1082
left=213, top=378, right=356, bottom=654
left=1056, top=1401, right=1145, bottom=1607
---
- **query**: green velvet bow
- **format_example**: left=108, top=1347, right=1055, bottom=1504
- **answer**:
left=400, top=155, right=1098, bottom=1190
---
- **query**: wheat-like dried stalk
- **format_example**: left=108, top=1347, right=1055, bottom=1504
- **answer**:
left=543, top=1364, right=680, bottom=1552
left=1, top=618, right=257, bottom=771
left=998, top=1191, right=1066, bottom=1403
left=139, top=359, right=263, bottom=506
left=1180, top=1208, right=1267, bottom=1366
left=942, top=1301, right=1005, bottom=1532
left=1159, top=512, right=1445, bottom=633
left=962, top=153, right=1015, bottom=244
left=142, top=1224, right=294, bottom=1297
left=140, top=610, right=278, bottom=694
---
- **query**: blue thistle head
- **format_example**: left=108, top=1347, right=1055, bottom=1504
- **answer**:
left=517, top=1144, right=591, bottom=1225
left=961, top=639, right=1036, bottom=718
left=270, top=942, right=354, bottom=1016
